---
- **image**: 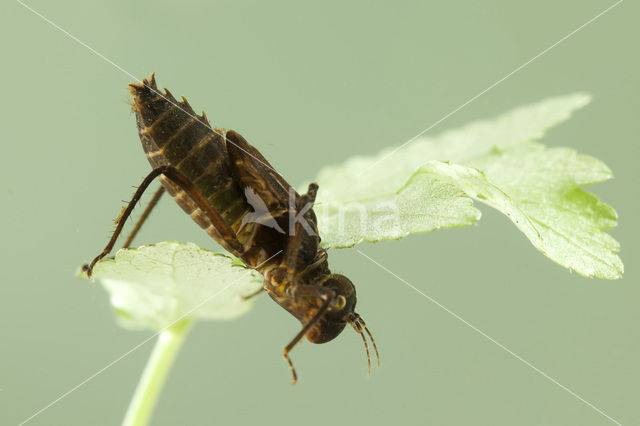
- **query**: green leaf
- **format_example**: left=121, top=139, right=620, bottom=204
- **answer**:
left=315, top=169, right=480, bottom=248
left=312, top=93, right=623, bottom=279
left=79, top=242, right=263, bottom=330
left=314, top=93, right=591, bottom=204
left=418, top=154, right=621, bottom=279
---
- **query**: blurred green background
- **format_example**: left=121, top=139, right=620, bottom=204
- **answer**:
left=1, top=1, right=638, bottom=425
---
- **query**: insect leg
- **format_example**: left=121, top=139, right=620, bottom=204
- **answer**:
left=122, top=185, right=165, bottom=249
left=281, top=183, right=320, bottom=282
left=283, top=285, right=334, bottom=385
left=295, top=250, right=328, bottom=281
left=87, top=165, right=243, bottom=277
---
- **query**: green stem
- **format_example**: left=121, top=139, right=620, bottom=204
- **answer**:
left=122, top=319, right=193, bottom=426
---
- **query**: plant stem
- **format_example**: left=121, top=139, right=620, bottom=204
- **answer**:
left=122, top=319, right=193, bottom=426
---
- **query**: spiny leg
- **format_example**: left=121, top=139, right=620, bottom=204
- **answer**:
left=283, top=285, right=333, bottom=385
left=87, top=165, right=243, bottom=277
left=122, top=185, right=165, bottom=249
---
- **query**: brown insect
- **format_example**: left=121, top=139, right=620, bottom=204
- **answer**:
left=86, top=74, right=379, bottom=384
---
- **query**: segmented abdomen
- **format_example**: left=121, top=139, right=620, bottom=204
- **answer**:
left=128, top=74, right=249, bottom=243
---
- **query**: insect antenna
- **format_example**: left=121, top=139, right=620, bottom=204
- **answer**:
left=350, top=318, right=372, bottom=376
left=354, top=313, right=380, bottom=368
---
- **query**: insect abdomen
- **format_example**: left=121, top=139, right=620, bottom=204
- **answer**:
left=128, top=75, right=249, bottom=238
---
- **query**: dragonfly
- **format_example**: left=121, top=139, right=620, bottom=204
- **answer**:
left=86, top=74, right=379, bottom=384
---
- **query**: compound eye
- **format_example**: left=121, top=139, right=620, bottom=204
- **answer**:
left=332, top=295, right=346, bottom=310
